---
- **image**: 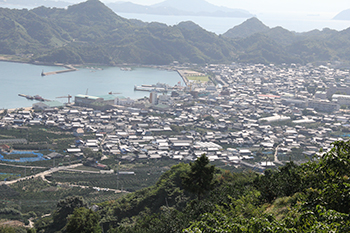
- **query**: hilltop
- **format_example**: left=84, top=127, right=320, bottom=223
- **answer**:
left=0, top=0, right=350, bottom=65
left=24, top=142, right=350, bottom=232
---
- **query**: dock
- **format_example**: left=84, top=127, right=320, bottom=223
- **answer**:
left=176, top=70, right=189, bottom=86
left=41, top=65, right=77, bottom=76
left=18, top=94, right=50, bottom=102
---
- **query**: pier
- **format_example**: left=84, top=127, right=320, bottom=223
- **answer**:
left=41, top=65, right=77, bottom=76
left=176, top=70, right=189, bottom=86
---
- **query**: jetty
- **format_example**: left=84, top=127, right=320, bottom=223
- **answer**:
left=176, top=70, right=189, bottom=86
left=41, top=65, right=77, bottom=76
left=18, top=94, right=50, bottom=102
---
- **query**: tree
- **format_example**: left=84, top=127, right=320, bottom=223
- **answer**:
left=182, top=154, right=215, bottom=200
left=53, top=196, right=87, bottom=227
left=82, top=148, right=102, bottom=161
left=308, top=140, right=350, bottom=213
left=66, top=207, right=101, bottom=233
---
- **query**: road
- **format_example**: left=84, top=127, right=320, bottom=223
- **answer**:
left=0, top=163, right=128, bottom=194
left=274, top=144, right=284, bottom=165
left=1, top=163, right=83, bottom=185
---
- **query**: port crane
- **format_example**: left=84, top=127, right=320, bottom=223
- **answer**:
left=56, top=95, right=72, bottom=104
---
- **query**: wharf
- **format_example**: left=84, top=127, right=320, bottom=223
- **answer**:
left=176, top=70, right=189, bottom=86
left=41, top=65, right=77, bottom=76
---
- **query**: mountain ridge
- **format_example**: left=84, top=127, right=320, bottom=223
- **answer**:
left=0, top=0, right=350, bottom=66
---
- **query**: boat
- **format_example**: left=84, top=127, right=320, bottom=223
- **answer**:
left=34, top=95, right=44, bottom=101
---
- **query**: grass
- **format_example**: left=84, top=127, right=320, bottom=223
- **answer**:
left=3, top=177, right=125, bottom=219
left=187, top=75, right=210, bottom=82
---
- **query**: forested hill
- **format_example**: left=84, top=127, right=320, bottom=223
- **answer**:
left=1, top=0, right=350, bottom=65
left=32, top=141, right=350, bottom=232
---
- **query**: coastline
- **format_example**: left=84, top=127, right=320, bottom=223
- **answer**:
left=0, top=61, right=183, bottom=110
left=0, top=56, right=181, bottom=72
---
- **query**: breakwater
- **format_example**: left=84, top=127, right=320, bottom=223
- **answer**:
left=41, top=65, right=77, bottom=76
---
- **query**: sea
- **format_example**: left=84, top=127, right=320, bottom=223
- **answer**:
left=1, top=5, right=350, bottom=110
left=1, top=3, right=350, bottom=34
left=0, top=61, right=182, bottom=109
left=118, top=12, right=350, bottom=34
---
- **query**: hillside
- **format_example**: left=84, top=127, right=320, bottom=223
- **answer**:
left=1, top=0, right=350, bottom=65
left=28, top=141, right=350, bottom=233
left=223, top=18, right=350, bottom=65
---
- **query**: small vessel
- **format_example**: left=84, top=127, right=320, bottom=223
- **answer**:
left=34, top=95, right=44, bottom=101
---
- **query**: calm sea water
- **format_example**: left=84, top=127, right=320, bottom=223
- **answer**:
left=0, top=61, right=182, bottom=109
left=118, top=12, right=350, bottom=34
left=2, top=3, right=350, bottom=34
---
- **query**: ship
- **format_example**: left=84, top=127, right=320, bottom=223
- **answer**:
left=33, top=95, right=45, bottom=101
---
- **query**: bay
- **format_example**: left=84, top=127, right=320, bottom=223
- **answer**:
left=0, top=61, right=182, bottom=109
left=117, top=12, right=350, bottom=34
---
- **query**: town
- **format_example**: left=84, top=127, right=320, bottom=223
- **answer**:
left=1, top=62, right=350, bottom=173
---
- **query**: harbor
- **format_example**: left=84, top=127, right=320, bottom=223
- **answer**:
left=0, top=61, right=183, bottom=109
left=41, top=65, right=77, bottom=76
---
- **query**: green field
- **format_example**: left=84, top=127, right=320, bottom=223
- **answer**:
left=187, top=75, right=210, bottom=82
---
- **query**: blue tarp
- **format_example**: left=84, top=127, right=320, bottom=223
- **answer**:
left=0, top=150, right=49, bottom=162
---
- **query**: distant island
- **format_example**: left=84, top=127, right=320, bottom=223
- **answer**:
left=0, top=0, right=254, bottom=18
left=333, top=9, right=350, bottom=20
left=0, top=0, right=71, bottom=8
left=0, top=0, right=350, bottom=66
left=107, top=0, right=254, bottom=18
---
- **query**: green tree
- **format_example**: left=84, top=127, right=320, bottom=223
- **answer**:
left=66, top=207, right=101, bottom=233
left=0, top=226, right=16, bottom=233
left=27, top=228, right=36, bottom=233
left=82, top=148, right=102, bottom=161
left=53, top=196, right=87, bottom=227
left=182, top=154, right=215, bottom=200
left=306, top=140, right=350, bottom=213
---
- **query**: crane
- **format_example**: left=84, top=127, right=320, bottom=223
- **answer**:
left=56, top=95, right=72, bottom=104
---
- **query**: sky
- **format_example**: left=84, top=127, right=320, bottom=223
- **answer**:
left=64, top=0, right=350, bottom=15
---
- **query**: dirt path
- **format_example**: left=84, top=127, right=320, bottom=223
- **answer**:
left=1, top=163, right=83, bottom=185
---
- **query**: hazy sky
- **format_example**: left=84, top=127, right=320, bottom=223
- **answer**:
left=74, top=0, right=350, bottom=15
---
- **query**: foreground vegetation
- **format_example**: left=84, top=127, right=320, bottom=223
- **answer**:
left=6, top=140, right=342, bottom=232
